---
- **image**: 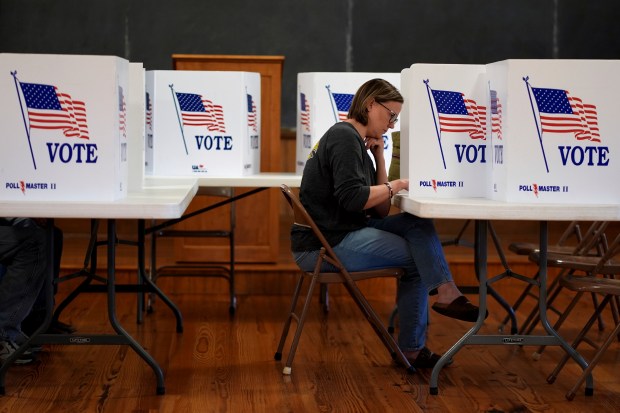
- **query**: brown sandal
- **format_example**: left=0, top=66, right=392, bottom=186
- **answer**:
left=431, top=296, right=487, bottom=322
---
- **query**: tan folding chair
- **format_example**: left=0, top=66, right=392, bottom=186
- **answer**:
left=520, top=222, right=609, bottom=343
left=500, top=222, right=583, bottom=329
left=541, top=232, right=620, bottom=400
left=274, top=184, right=413, bottom=375
left=500, top=221, right=591, bottom=334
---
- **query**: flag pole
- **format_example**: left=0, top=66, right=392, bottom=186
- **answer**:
left=12, top=71, right=37, bottom=170
left=245, top=87, right=251, bottom=158
left=325, top=85, right=339, bottom=123
left=523, top=76, right=549, bottom=173
left=169, top=84, right=189, bottom=155
left=424, top=80, right=446, bottom=169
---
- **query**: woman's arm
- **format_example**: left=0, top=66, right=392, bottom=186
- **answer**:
left=363, top=136, right=408, bottom=217
left=364, top=178, right=409, bottom=217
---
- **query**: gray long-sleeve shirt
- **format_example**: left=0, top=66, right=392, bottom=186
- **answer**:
left=291, top=122, right=377, bottom=252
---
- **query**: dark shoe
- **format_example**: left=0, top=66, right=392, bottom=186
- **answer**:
left=47, top=320, right=76, bottom=334
left=401, top=347, right=453, bottom=369
left=21, top=309, right=46, bottom=336
left=14, top=333, right=43, bottom=354
left=0, top=339, right=35, bottom=365
left=431, top=296, right=488, bottom=322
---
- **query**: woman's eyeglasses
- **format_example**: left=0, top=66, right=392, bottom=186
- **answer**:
left=376, top=101, right=399, bottom=125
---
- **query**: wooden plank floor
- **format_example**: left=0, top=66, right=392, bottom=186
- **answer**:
left=1, top=274, right=619, bottom=412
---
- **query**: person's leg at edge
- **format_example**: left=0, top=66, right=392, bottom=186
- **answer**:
left=0, top=226, right=47, bottom=345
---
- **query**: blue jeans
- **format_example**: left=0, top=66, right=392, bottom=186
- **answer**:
left=293, top=212, right=453, bottom=352
left=0, top=224, right=47, bottom=342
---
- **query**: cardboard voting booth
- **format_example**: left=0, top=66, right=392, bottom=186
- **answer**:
left=296, top=72, right=401, bottom=175
left=487, top=59, right=619, bottom=204
left=400, top=64, right=490, bottom=198
left=127, top=62, right=145, bottom=192
left=401, top=59, right=619, bottom=204
left=0, top=53, right=129, bottom=201
left=145, top=70, right=261, bottom=177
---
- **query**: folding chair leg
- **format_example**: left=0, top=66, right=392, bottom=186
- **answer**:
left=521, top=273, right=565, bottom=335
left=274, top=274, right=306, bottom=363
left=282, top=275, right=320, bottom=375
left=590, top=292, right=605, bottom=331
left=532, top=291, right=584, bottom=359
left=276, top=249, right=329, bottom=375
left=340, top=279, right=413, bottom=372
left=566, top=320, right=620, bottom=400
left=612, top=296, right=620, bottom=340
left=532, top=287, right=609, bottom=359
left=547, top=295, right=617, bottom=400
left=547, top=295, right=608, bottom=384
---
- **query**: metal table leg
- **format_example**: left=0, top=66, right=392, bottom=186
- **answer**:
left=429, top=220, right=592, bottom=395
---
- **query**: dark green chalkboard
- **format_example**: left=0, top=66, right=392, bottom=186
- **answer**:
left=1, top=0, right=618, bottom=128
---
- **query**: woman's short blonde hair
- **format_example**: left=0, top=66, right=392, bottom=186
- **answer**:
left=347, top=78, right=403, bottom=126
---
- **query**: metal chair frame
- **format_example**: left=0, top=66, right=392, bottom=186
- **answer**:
left=525, top=222, right=612, bottom=360
left=274, top=184, right=413, bottom=375
left=499, top=221, right=585, bottom=333
left=542, top=232, right=620, bottom=400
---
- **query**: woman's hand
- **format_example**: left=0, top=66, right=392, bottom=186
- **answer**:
left=364, top=136, right=384, bottom=159
left=393, top=178, right=409, bottom=193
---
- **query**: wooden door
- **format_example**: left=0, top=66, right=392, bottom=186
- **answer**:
left=171, top=54, right=285, bottom=263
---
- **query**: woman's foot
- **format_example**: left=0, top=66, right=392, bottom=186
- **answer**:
left=434, top=281, right=462, bottom=305
left=402, top=347, right=453, bottom=368
left=431, top=296, right=487, bottom=322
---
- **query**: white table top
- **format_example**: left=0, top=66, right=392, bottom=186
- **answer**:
left=0, top=172, right=301, bottom=220
left=146, top=172, right=302, bottom=188
left=394, top=193, right=620, bottom=221
left=0, top=178, right=198, bottom=219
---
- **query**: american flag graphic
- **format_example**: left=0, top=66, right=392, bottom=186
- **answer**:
left=19, top=82, right=90, bottom=139
left=490, top=89, right=502, bottom=140
left=331, top=92, right=354, bottom=121
left=175, top=92, right=226, bottom=133
left=531, top=87, right=600, bottom=142
left=247, top=93, right=257, bottom=132
left=300, top=92, right=311, bottom=131
left=145, top=92, right=152, bottom=132
left=118, top=86, right=126, bottom=139
left=431, top=89, right=486, bottom=140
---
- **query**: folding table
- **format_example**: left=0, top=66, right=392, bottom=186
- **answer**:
left=0, top=178, right=198, bottom=395
left=393, top=194, right=620, bottom=396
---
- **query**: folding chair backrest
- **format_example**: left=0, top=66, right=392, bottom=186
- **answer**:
left=592, top=232, right=620, bottom=275
left=546, top=230, right=620, bottom=276
left=574, top=221, right=609, bottom=256
left=557, top=221, right=582, bottom=246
